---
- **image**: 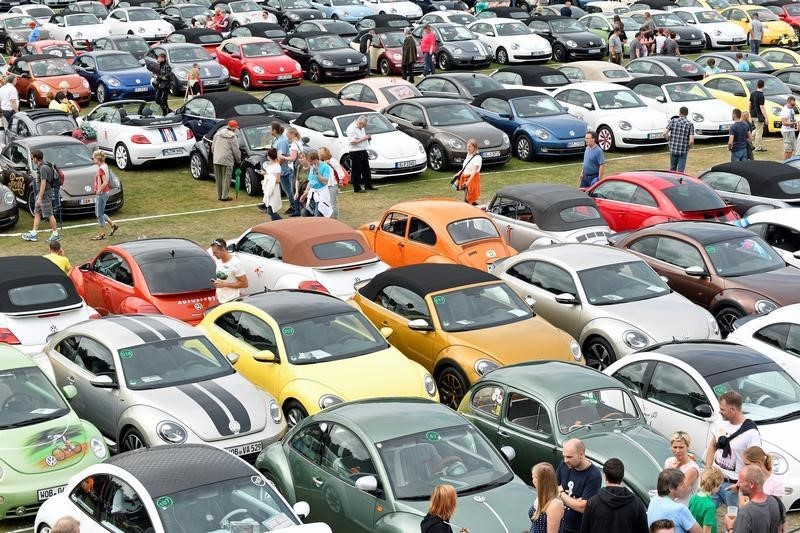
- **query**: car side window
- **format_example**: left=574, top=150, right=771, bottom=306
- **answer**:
left=237, top=312, right=279, bottom=352
left=760, top=223, right=800, bottom=252
left=95, top=38, right=108, bottom=49
left=262, top=93, right=291, bottom=112
left=491, top=71, right=521, bottom=85
left=612, top=360, right=649, bottom=395
left=699, top=171, right=745, bottom=193
left=717, top=78, right=745, bottom=94
left=380, top=211, right=408, bottom=236
left=376, top=285, right=430, bottom=320
left=222, top=42, right=237, bottom=54
left=320, top=424, right=377, bottom=486
left=630, top=186, right=658, bottom=207
left=590, top=180, right=637, bottom=202
left=408, top=217, right=436, bottom=246
left=633, top=84, right=663, bottom=100
left=214, top=310, right=240, bottom=337
left=305, top=115, right=335, bottom=133
left=559, top=67, right=586, bottom=81
left=531, top=262, right=577, bottom=296
left=183, top=97, right=212, bottom=118
left=290, top=422, right=326, bottom=464
left=470, top=385, right=502, bottom=418
left=360, top=86, right=378, bottom=104
left=646, top=362, right=709, bottom=415
left=339, top=83, right=362, bottom=101
left=416, top=77, right=445, bottom=93
left=70, top=474, right=110, bottom=519
left=506, top=392, right=551, bottom=435
left=480, top=97, right=511, bottom=115
left=8, top=144, right=28, bottom=167
left=655, top=237, right=704, bottom=269
left=99, top=476, right=153, bottom=532
left=506, top=259, right=536, bottom=283
left=237, top=232, right=281, bottom=260
left=93, top=252, right=133, bottom=286
left=287, top=37, right=306, bottom=49
left=754, top=322, right=791, bottom=352
left=77, top=336, right=116, bottom=376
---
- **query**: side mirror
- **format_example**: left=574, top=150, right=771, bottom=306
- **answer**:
left=498, top=112, right=511, bottom=119
left=684, top=265, right=707, bottom=277
left=408, top=318, right=433, bottom=331
left=500, top=445, right=516, bottom=463
left=253, top=349, right=278, bottom=362
left=582, top=102, right=594, bottom=110
left=139, top=58, right=145, bottom=66
left=524, top=295, right=536, bottom=308
left=555, top=293, right=578, bottom=305
left=301, top=136, right=310, bottom=144
left=355, top=475, right=378, bottom=492
left=322, top=130, right=336, bottom=137
left=486, top=31, right=495, bottom=36
left=293, top=501, right=310, bottom=519
left=733, top=91, right=746, bottom=98
left=79, top=262, right=91, bottom=272
left=793, top=250, right=800, bottom=259
left=694, top=403, right=713, bottom=418
left=380, top=326, right=393, bottom=338
left=62, top=384, right=77, bottom=400
left=226, top=352, right=240, bottom=364
left=656, top=95, right=665, bottom=103
left=411, top=119, right=425, bottom=127
left=90, top=374, right=117, bottom=388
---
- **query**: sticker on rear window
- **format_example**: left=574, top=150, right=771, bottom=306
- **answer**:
left=156, top=496, right=174, bottom=510
left=425, top=431, right=441, bottom=442
left=433, top=296, right=446, bottom=305
left=713, top=385, right=728, bottom=397
left=119, top=349, right=134, bottom=359
left=282, top=326, right=295, bottom=336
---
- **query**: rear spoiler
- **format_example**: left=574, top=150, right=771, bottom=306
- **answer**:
left=126, top=116, right=183, bottom=128
left=312, top=257, right=382, bottom=272
left=3, top=300, right=84, bottom=318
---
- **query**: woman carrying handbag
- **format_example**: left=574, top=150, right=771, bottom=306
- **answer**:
left=451, top=139, right=482, bottom=205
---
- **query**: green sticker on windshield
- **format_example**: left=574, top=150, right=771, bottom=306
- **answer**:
left=119, top=349, right=134, bottom=359
left=156, top=496, right=173, bottom=510
left=705, top=245, right=716, bottom=254
left=713, top=385, right=728, bottom=397
left=282, top=327, right=295, bottom=336
left=425, top=431, right=441, bottom=442
left=433, top=296, right=446, bottom=305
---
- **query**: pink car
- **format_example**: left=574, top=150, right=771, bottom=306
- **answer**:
left=337, top=77, right=421, bottom=110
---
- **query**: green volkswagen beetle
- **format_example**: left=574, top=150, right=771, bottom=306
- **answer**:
left=0, top=345, right=108, bottom=519
left=458, top=361, right=673, bottom=503
left=256, top=398, right=535, bottom=532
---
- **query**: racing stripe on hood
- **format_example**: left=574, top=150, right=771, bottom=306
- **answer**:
left=134, top=315, right=182, bottom=340
left=177, top=383, right=235, bottom=436
left=197, top=380, right=252, bottom=433
left=113, top=316, right=161, bottom=343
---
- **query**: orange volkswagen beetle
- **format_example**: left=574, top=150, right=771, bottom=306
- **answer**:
left=359, top=198, right=515, bottom=271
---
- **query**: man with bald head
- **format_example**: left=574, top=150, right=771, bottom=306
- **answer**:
left=557, top=438, right=602, bottom=533
left=725, top=464, right=785, bottom=533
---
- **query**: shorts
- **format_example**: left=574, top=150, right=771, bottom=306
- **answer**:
left=783, top=131, right=797, bottom=153
left=34, top=189, right=54, bottom=218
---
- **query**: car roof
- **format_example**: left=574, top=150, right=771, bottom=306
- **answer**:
left=640, top=340, right=771, bottom=378
left=706, top=160, right=800, bottom=198
left=285, top=30, right=340, bottom=39
left=0, top=256, right=82, bottom=314
left=529, top=14, right=573, bottom=21
left=238, top=22, right=283, bottom=29
left=68, top=314, right=200, bottom=348
left=294, top=104, right=372, bottom=125
left=648, top=220, right=752, bottom=244
left=16, top=108, right=72, bottom=120
left=221, top=36, right=275, bottom=45
left=0, top=345, right=38, bottom=371
left=268, top=85, right=340, bottom=108
left=192, top=91, right=269, bottom=116
left=395, top=96, right=469, bottom=107
left=520, top=243, right=640, bottom=270
left=239, top=289, right=353, bottom=323
left=474, top=16, right=525, bottom=24
left=106, top=444, right=256, bottom=498
left=482, top=361, right=625, bottom=402
left=626, top=75, right=691, bottom=88
left=493, top=65, right=570, bottom=85
left=115, top=238, right=210, bottom=264
left=492, top=184, right=604, bottom=231
left=172, top=28, right=221, bottom=36
left=561, top=81, right=632, bottom=91
left=472, top=88, right=548, bottom=105
left=359, top=263, right=497, bottom=301
left=428, top=72, right=494, bottom=82
left=17, top=54, right=67, bottom=62
left=204, top=113, right=271, bottom=139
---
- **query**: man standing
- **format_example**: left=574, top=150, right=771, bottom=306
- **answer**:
left=663, top=31, right=680, bottom=56
left=580, top=458, right=648, bottom=533
left=271, top=121, right=299, bottom=216
left=648, top=470, right=702, bottom=533
left=630, top=31, right=646, bottom=60
left=556, top=438, right=603, bottom=533
left=609, top=28, right=623, bottom=64
left=728, top=109, right=752, bottom=162
left=346, top=115, right=375, bottom=193
left=44, top=240, right=71, bottom=273
left=210, top=238, right=248, bottom=303
left=726, top=465, right=785, bottom=533
left=27, top=21, right=41, bottom=43
left=154, top=52, right=171, bottom=115
left=705, top=390, right=761, bottom=510
left=0, top=75, right=18, bottom=128
left=359, top=29, right=375, bottom=76
left=560, top=0, right=573, bottom=17
left=749, top=12, right=763, bottom=54
left=579, top=131, right=605, bottom=187
left=421, top=25, right=436, bottom=76
left=780, top=95, right=798, bottom=160
left=665, top=106, right=694, bottom=172
left=401, top=27, right=417, bottom=83
left=211, top=120, right=240, bottom=201
left=749, top=79, right=767, bottom=152
left=21, top=150, right=59, bottom=243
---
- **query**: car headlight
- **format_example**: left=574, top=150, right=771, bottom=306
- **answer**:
left=452, top=46, right=463, bottom=55
left=289, top=12, right=300, bottom=19
left=157, top=421, right=188, bottom=443
left=691, top=112, right=704, bottom=122
left=38, top=84, right=50, bottom=94
left=438, top=3, right=446, bottom=8
left=772, top=106, right=782, bottom=116
left=534, top=128, right=550, bottom=140
left=322, top=59, right=334, bottom=67
left=618, top=120, right=631, bottom=131
left=319, top=394, right=343, bottom=409
left=269, top=400, right=282, bottom=423
left=570, top=339, right=582, bottom=361
left=674, top=34, right=681, bottom=40
left=393, top=52, right=402, bottom=61
left=707, top=313, right=720, bottom=336
left=623, top=330, right=649, bottom=350
left=360, top=55, right=367, bottom=64
left=772, top=452, right=789, bottom=475
left=366, top=149, right=377, bottom=159
left=424, top=373, right=437, bottom=396
left=448, top=138, right=464, bottom=149
left=107, top=77, right=120, bottom=87
left=566, top=39, right=578, bottom=48
left=253, top=65, right=265, bottom=74
left=90, top=436, right=107, bottom=459
left=221, top=66, right=229, bottom=76
left=510, top=43, right=519, bottom=50
left=474, top=359, right=499, bottom=376
left=755, top=299, right=778, bottom=314
left=175, top=69, right=189, bottom=80
left=601, top=38, right=607, bottom=45
left=501, top=133, right=509, bottom=144
left=417, top=142, right=424, bottom=154
left=295, top=62, right=302, bottom=70
left=3, top=191, right=13, bottom=205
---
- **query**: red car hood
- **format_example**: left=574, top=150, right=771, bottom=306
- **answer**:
left=246, top=55, right=298, bottom=74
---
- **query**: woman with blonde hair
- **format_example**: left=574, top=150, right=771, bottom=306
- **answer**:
left=90, top=150, right=118, bottom=240
left=186, top=63, right=201, bottom=99
left=663, top=431, right=699, bottom=505
left=421, top=484, right=469, bottom=533
left=456, top=138, right=481, bottom=205
left=743, top=446, right=784, bottom=498
left=528, top=462, right=564, bottom=533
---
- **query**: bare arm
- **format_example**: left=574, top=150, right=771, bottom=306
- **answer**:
left=598, top=163, right=606, bottom=180
left=547, top=501, right=565, bottom=533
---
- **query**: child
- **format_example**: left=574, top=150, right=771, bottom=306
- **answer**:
left=688, top=467, right=724, bottom=533
left=186, top=63, right=201, bottom=99
left=259, top=148, right=282, bottom=221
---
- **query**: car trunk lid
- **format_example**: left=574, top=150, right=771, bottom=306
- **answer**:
left=311, top=258, right=389, bottom=299
left=3, top=302, right=88, bottom=346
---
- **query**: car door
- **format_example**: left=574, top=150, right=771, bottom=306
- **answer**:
left=500, top=388, right=560, bottom=477
left=97, top=476, right=155, bottom=532
left=85, top=251, right=136, bottom=315
left=234, top=232, right=285, bottom=294
left=403, top=217, right=439, bottom=264
left=283, top=36, right=310, bottom=68
left=623, top=185, right=662, bottom=230
left=416, top=77, right=460, bottom=99
left=476, top=97, right=516, bottom=137
left=372, top=211, right=409, bottom=266
left=216, top=41, right=239, bottom=79
left=383, top=103, right=430, bottom=146
left=462, top=383, right=502, bottom=446
left=9, top=59, right=31, bottom=101
left=68, top=473, right=110, bottom=529
left=285, top=422, right=327, bottom=513
left=0, top=142, right=33, bottom=204
left=587, top=179, right=636, bottom=231
left=179, top=96, right=215, bottom=139
left=370, top=284, right=435, bottom=365
left=73, top=55, right=100, bottom=91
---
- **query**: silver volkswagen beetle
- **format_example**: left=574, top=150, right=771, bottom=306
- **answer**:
left=44, top=314, right=286, bottom=461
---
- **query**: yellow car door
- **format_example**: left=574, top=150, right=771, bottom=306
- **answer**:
left=723, top=7, right=749, bottom=33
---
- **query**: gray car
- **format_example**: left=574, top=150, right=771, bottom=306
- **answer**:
left=143, top=42, right=230, bottom=95
left=411, top=23, right=492, bottom=71
left=44, top=315, right=286, bottom=461
left=491, top=243, right=721, bottom=369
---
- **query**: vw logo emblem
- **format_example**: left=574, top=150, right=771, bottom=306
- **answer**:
left=279, top=66, right=285, bottom=72
left=251, top=475, right=266, bottom=486
left=569, top=130, right=575, bottom=136
left=49, top=324, right=57, bottom=333
left=347, top=58, right=352, bottom=63
left=135, top=79, right=140, bottom=83
left=483, top=139, right=490, bottom=146
left=229, top=420, right=241, bottom=434
left=194, top=302, right=203, bottom=311
left=84, top=185, right=92, bottom=192
left=45, top=455, right=58, bottom=467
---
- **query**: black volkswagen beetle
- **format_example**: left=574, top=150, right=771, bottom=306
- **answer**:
left=92, top=35, right=150, bottom=60
left=262, top=0, right=325, bottom=31
left=230, top=22, right=287, bottom=42
left=527, top=15, right=606, bottom=62
left=161, top=27, right=224, bottom=52
left=281, top=31, right=368, bottom=82
left=261, top=85, right=342, bottom=122
left=355, top=13, right=411, bottom=31
left=415, top=72, right=504, bottom=100
left=174, top=91, right=273, bottom=139
left=159, top=3, right=212, bottom=30
left=411, top=23, right=492, bottom=71
left=490, top=64, right=572, bottom=91
left=295, top=18, right=358, bottom=40
left=626, top=56, right=706, bottom=80
left=475, top=6, right=530, bottom=19
left=698, top=161, right=800, bottom=216
left=695, top=51, right=775, bottom=73
left=0, top=109, right=78, bottom=145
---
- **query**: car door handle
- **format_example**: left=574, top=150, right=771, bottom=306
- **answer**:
left=497, top=429, right=510, bottom=438
left=67, top=376, right=75, bottom=384
left=312, top=476, right=324, bottom=488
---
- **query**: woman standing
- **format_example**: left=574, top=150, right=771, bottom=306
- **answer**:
left=457, top=139, right=482, bottom=206
left=260, top=148, right=282, bottom=221
left=318, top=147, right=342, bottom=219
left=529, top=463, right=564, bottom=533
left=186, top=63, right=201, bottom=100
left=663, top=431, right=699, bottom=505
left=743, top=446, right=784, bottom=500
left=420, top=484, right=469, bottom=533
left=285, top=127, right=305, bottom=214
left=90, top=150, right=118, bottom=240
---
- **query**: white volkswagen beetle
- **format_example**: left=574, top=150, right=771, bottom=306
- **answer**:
left=361, top=0, right=422, bottom=19
left=42, top=13, right=109, bottom=49
left=468, top=17, right=552, bottom=64
left=729, top=304, right=800, bottom=379
left=672, top=7, right=747, bottom=49
left=105, top=7, right=174, bottom=42
left=737, top=207, right=800, bottom=268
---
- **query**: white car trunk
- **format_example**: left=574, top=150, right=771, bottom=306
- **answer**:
left=3, top=302, right=91, bottom=346
left=312, top=259, right=388, bottom=299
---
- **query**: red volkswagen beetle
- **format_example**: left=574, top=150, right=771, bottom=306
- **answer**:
left=584, top=171, right=739, bottom=232
left=215, top=36, right=302, bottom=90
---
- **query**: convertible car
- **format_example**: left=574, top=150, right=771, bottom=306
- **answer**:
left=698, top=161, right=800, bottom=216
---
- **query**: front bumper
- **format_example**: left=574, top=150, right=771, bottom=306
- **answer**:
left=61, top=190, right=123, bottom=216
left=618, top=129, right=667, bottom=148
left=370, top=154, right=427, bottom=178
left=175, top=78, right=229, bottom=92
left=104, top=86, right=156, bottom=101
left=128, top=139, right=196, bottom=165
left=676, top=39, right=705, bottom=52
left=535, top=138, right=586, bottom=156
left=0, top=204, right=18, bottom=228
left=509, top=50, right=551, bottom=63
left=322, top=64, right=369, bottom=78
left=450, top=54, right=492, bottom=67
left=568, top=47, right=606, bottom=59
left=250, top=71, right=303, bottom=87
left=711, top=36, right=747, bottom=47
left=451, top=146, right=512, bottom=166
left=152, top=426, right=287, bottom=465
left=694, top=121, right=733, bottom=138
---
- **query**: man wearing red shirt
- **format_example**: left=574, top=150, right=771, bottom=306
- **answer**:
left=421, top=24, right=436, bottom=76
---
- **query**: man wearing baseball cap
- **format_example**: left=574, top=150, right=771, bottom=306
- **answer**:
left=211, top=120, right=241, bottom=201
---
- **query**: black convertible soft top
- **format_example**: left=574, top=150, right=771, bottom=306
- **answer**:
left=472, top=88, right=548, bottom=105
left=706, top=161, right=800, bottom=199
left=0, top=256, right=82, bottom=314
left=359, top=264, right=497, bottom=301
left=492, top=65, right=571, bottom=87
left=492, top=184, right=604, bottom=231
left=265, top=85, right=341, bottom=112
left=625, top=75, right=687, bottom=89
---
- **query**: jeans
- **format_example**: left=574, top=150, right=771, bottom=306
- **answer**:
left=670, top=152, right=688, bottom=172
left=423, top=52, right=435, bottom=76
left=95, top=192, right=109, bottom=227
left=749, top=39, right=760, bottom=54
left=280, top=169, right=299, bottom=214
left=713, top=481, right=740, bottom=508
left=579, top=174, right=598, bottom=188
left=731, top=148, right=748, bottom=161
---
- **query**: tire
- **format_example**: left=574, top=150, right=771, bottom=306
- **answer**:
left=66, top=35, right=73, bottom=46
left=427, top=143, right=448, bottom=171
left=340, top=153, right=352, bottom=171
left=121, top=427, right=147, bottom=452
left=436, top=365, right=469, bottom=409
left=308, top=62, right=323, bottom=83
left=27, top=189, right=36, bottom=217
left=242, top=71, right=252, bottom=90
left=331, top=13, right=338, bottom=19
left=553, top=44, right=568, bottom=62
left=189, top=152, right=208, bottom=180
left=244, top=167, right=262, bottom=196
left=596, top=125, right=614, bottom=151
left=496, top=47, right=509, bottom=64
left=37, top=525, right=52, bottom=533
left=28, top=90, right=38, bottom=109
left=4, top=38, right=14, bottom=55
left=584, top=337, right=617, bottom=370
left=705, top=33, right=714, bottom=50
left=283, top=400, right=308, bottom=427
left=515, top=134, right=534, bottom=161
left=96, top=83, right=107, bottom=103
left=114, top=143, right=131, bottom=170
left=437, top=52, right=451, bottom=71
left=379, top=58, right=391, bottom=76
left=281, top=18, right=292, bottom=32
left=715, top=305, right=743, bottom=338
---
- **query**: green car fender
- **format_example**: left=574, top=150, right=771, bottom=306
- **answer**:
left=255, top=441, right=297, bottom=503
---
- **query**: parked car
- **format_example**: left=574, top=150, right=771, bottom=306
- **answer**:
left=625, top=57, right=706, bottom=80
left=737, top=207, right=800, bottom=268
left=42, top=12, right=109, bottom=49
left=527, top=15, right=607, bottom=62
left=580, top=13, right=639, bottom=55
left=410, top=23, right=493, bottom=71
left=541, top=3, right=589, bottom=18
left=418, top=9, right=477, bottom=26
left=468, top=17, right=553, bottom=64
left=696, top=51, right=776, bottom=73
left=760, top=47, right=800, bottom=70
left=729, top=304, right=800, bottom=375
left=8, top=4, right=55, bottom=24
left=630, top=10, right=707, bottom=51
left=338, top=77, right=421, bottom=110
left=720, top=4, right=797, bottom=46
left=476, top=6, right=530, bottom=19
left=143, top=42, right=230, bottom=95
left=162, top=27, right=224, bottom=54
left=9, top=54, right=91, bottom=108
left=0, top=182, right=18, bottom=228
left=485, top=183, right=610, bottom=250
left=415, top=72, right=504, bottom=100
left=91, top=34, right=149, bottom=60
left=296, top=18, right=358, bottom=40
left=490, top=64, right=573, bottom=91
left=61, top=1, right=109, bottom=21
left=174, top=91, right=272, bottom=139
left=215, top=37, right=303, bottom=90
left=349, top=27, right=423, bottom=76
left=409, top=0, right=467, bottom=14
left=262, top=0, right=325, bottom=31
left=701, top=72, right=790, bottom=132
left=72, top=51, right=155, bottom=103
left=0, top=109, right=77, bottom=146
left=229, top=21, right=287, bottom=41
left=311, top=0, right=373, bottom=22
left=557, top=59, right=634, bottom=82
left=0, top=14, right=46, bottom=54
left=762, top=2, right=800, bottom=38
left=159, top=2, right=212, bottom=30
left=584, top=1, right=631, bottom=14
left=105, top=7, right=175, bottom=42
left=18, top=39, right=78, bottom=61
left=360, top=0, right=422, bottom=19
left=355, top=13, right=411, bottom=31
left=698, top=161, right=800, bottom=216
left=458, top=361, right=672, bottom=501
left=261, top=85, right=341, bottom=122
left=672, top=6, right=748, bottom=48
left=281, top=31, right=368, bottom=82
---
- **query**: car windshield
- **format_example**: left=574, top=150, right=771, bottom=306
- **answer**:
left=708, top=0, right=729, bottom=8
left=751, top=8, right=777, bottom=20
left=705, top=235, right=785, bottom=277
left=180, top=5, right=209, bottom=16
left=615, top=15, right=639, bottom=31
left=744, top=77, right=790, bottom=97
left=307, top=34, right=348, bottom=50
left=379, top=31, right=405, bottom=47
left=30, top=58, right=74, bottom=77
left=77, top=3, right=108, bottom=16
left=447, top=217, right=500, bottom=245
left=439, top=25, right=475, bottom=41
left=241, top=124, right=273, bottom=150
left=579, top=260, right=669, bottom=305
left=96, top=53, right=141, bottom=70
left=230, top=0, right=261, bottom=12
left=449, top=13, right=476, bottom=24
left=0, top=366, right=70, bottom=430
left=155, top=475, right=300, bottom=532
left=495, top=21, right=530, bottom=35
left=65, top=13, right=99, bottom=24
left=41, top=45, right=76, bottom=58
left=708, top=364, right=800, bottom=424
left=128, top=8, right=160, bottom=20
left=6, top=16, right=34, bottom=29
left=376, top=423, right=514, bottom=500
left=169, top=46, right=212, bottom=63
left=285, top=0, right=313, bottom=6
left=786, top=4, right=800, bottom=15
left=697, top=9, right=725, bottom=22
left=511, top=94, right=564, bottom=117
left=432, top=282, right=533, bottom=332
left=311, top=239, right=365, bottom=260
left=380, top=83, right=421, bottom=102
left=595, top=89, right=644, bottom=109
left=551, top=18, right=587, bottom=32
left=116, top=38, right=149, bottom=53
left=242, top=41, right=282, bottom=57
left=653, top=13, right=685, bottom=25
left=336, top=112, right=396, bottom=135
left=557, top=388, right=640, bottom=433
left=427, top=103, right=482, bottom=126
left=333, top=0, right=362, bottom=5
left=35, top=117, right=75, bottom=136
left=662, top=180, right=727, bottom=211
left=279, top=311, right=388, bottom=364
left=138, top=256, right=215, bottom=295
left=7, top=281, right=73, bottom=307
left=41, top=143, right=94, bottom=168
left=665, top=82, right=714, bottom=102
left=119, top=336, right=234, bottom=390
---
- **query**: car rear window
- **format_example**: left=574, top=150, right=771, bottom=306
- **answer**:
left=560, top=205, right=603, bottom=223
left=312, top=239, right=365, bottom=260
left=662, top=182, right=726, bottom=212
left=777, top=178, right=800, bottom=196
left=8, top=283, right=70, bottom=307
left=139, top=257, right=215, bottom=295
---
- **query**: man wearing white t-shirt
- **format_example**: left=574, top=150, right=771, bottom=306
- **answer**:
left=705, top=390, right=761, bottom=510
left=0, top=75, right=19, bottom=128
left=210, top=238, right=248, bottom=303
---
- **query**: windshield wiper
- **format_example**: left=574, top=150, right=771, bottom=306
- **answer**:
left=2, top=415, right=58, bottom=429
left=758, top=410, right=800, bottom=424
left=457, top=478, right=509, bottom=496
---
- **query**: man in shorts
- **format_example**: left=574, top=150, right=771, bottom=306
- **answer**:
left=781, top=95, right=798, bottom=160
left=21, top=149, right=59, bottom=242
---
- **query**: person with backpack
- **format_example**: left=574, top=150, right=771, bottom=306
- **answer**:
left=22, top=150, right=60, bottom=242
left=154, top=52, right=172, bottom=115
left=90, top=150, right=119, bottom=240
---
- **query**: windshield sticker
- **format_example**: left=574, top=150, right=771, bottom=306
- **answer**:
left=713, top=384, right=728, bottom=397
left=30, top=408, right=58, bottom=415
left=425, top=431, right=441, bottom=442
left=119, top=349, right=134, bottom=359
left=507, top=309, right=528, bottom=317
left=645, top=285, right=666, bottom=293
left=705, top=245, right=716, bottom=254
left=156, top=496, right=174, bottom=510
left=282, top=326, right=295, bottom=336
left=433, top=296, right=446, bottom=305
left=264, top=514, right=293, bottom=529
left=140, top=376, right=162, bottom=383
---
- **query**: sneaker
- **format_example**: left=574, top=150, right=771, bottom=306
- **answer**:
left=21, top=232, right=37, bottom=242
left=46, top=233, right=60, bottom=243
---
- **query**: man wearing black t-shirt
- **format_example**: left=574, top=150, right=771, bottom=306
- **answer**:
left=749, top=79, right=767, bottom=152
left=557, top=438, right=603, bottom=533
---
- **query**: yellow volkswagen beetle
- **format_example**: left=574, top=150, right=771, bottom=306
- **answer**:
left=197, top=290, right=438, bottom=426
left=760, top=47, right=800, bottom=70
left=721, top=5, right=797, bottom=46
left=700, top=72, right=792, bottom=132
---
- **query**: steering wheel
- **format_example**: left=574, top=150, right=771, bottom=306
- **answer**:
left=600, top=412, right=624, bottom=421
left=219, top=509, right=249, bottom=528
left=2, top=392, right=33, bottom=411
left=435, top=455, right=466, bottom=476
left=754, top=394, right=776, bottom=407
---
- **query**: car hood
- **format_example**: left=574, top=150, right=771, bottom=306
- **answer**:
left=333, top=4, right=372, bottom=15
left=60, top=164, right=98, bottom=198
left=173, top=59, right=224, bottom=77
left=287, top=8, right=323, bottom=18
left=316, top=47, right=364, bottom=66
left=439, top=122, right=507, bottom=148
left=35, top=74, right=86, bottom=93
left=519, top=113, right=586, bottom=139
left=702, top=22, right=745, bottom=37
left=722, top=267, right=800, bottom=306
left=130, top=372, right=267, bottom=442
left=246, top=55, right=299, bottom=73
left=677, top=99, right=733, bottom=122
left=0, top=411, right=94, bottom=475
left=610, top=109, right=666, bottom=130
left=670, top=26, right=703, bottom=40
left=65, top=24, right=108, bottom=35
left=366, top=130, right=422, bottom=158
left=558, top=31, right=605, bottom=46
left=443, top=39, right=485, bottom=55
left=102, top=66, right=152, bottom=84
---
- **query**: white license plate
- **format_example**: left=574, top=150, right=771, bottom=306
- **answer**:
left=79, top=197, right=95, bottom=205
left=155, top=34, right=166, bottom=38
left=588, top=49, right=600, bottom=53
left=690, top=40, right=701, bottom=45
left=38, top=485, right=66, bottom=502
left=226, top=441, right=263, bottom=457
left=648, top=133, right=664, bottom=140
left=481, top=150, right=500, bottom=158
left=413, top=62, right=423, bottom=68
left=719, top=124, right=731, bottom=131
left=134, top=86, right=149, bottom=92
left=72, top=93, right=80, bottom=99
left=395, top=160, right=416, bottom=168
left=277, top=74, right=292, bottom=80
left=204, top=80, right=219, bottom=86
left=474, top=55, right=485, bottom=60
left=568, top=141, right=586, bottom=147
left=345, top=66, right=359, bottom=72
left=163, top=148, right=184, bottom=156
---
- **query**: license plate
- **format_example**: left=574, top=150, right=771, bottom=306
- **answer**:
left=588, top=49, right=600, bottom=53
left=134, top=86, right=149, bottom=92
left=38, top=485, right=66, bottom=502
left=481, top=150, right=500, bottom=158
left=345, top=66, right=359, bottom=72
left=204, top=80, right=219, bottom=86
left=155, top=34, right=166, bottom=38
left=648, top=133, right=664, bottom=140
left=72, top=93, right=80, bottom=99
left=719, top=124, right=729, bottom=131
left=413, top=62, right=423, bottom=68
left=395, top=160, right=416, bottom=168
left=474, top=55, right=485, bottom=60
left=568, top=140, right=585, bottom=147
left=163, top=148, right=184, bottom=156
left=226, top=441, right=263, bottom=457
left=277, top=74, right=292, bottom=80
left=690, top=40, right=701, bottom=45
left=79, top=197, right=95, bottom=205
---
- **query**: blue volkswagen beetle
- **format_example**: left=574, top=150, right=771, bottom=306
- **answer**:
left=472, top=88, right=587, bottom=161
left=310, top=0, right=372, bottom=23
left=72, top=50, right=154, bottom=103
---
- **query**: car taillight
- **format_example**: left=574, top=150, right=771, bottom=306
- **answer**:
left=0, top=328, right=20, bottom=344
left=298, top=281, right=329, bottom=293
left=89, top=313, right=101, bottom=319
left=186, top=129, right=194, bottom=139
left=130, top=134, right=151, bottom=144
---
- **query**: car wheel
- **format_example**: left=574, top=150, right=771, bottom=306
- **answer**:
left=114, top=143, right=131, bottom=170
left=189, top=152, right=208, bottom=180
left=66, top=35, right=73, bottom=45
left=37, top=524, right=52, bottom=533
left=27, top=189, right=36, bottom=217
left=4, top=38, right=14, bottom=55
left=121, top=427, right=147, bottom=452
left=242, top=71, right=252, bottom=90
left=308, top=62, right=323, bottom=83
left=96, top=83, right=107, bottom=103
left=596, top=125, right=614, bottom=151
left=704, top=33, right=713, bottom=50
left=28, top=90, right=37, bottom=109
left=244, top=167, right=263, bottom=196
left=515, top=134, right=534, bottom=161
left=331, top=13, right=338, bottom=19
left=281, top=18, right=292, bottom=31
left=283, top=400, right=308, bottom=427
left=340, top=153, right=352, bottom=171
left=379, top=57, right=391, bottom=76
left=715, top=305, right=743, bottom=338
left=437, top=52, right=451, bottom=71
left=427, top=143, right=448, bottom=171
left=496, top=47, right=509, bottom=64
left=231, top=21, right=240, bottom=30
left=584, top=337, right=616, bottom=370
left=553, top=44, right=567, bottom=62
left=436, top=365, right=468, bottom=409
